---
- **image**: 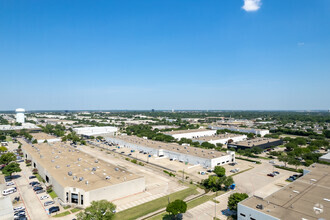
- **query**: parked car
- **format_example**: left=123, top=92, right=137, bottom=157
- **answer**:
left=40, top=195, right=49, bottom=200
left=273, top=171, right=280, bottom=175
left=49, top=206, right=60, bottom=214
left=44, top=201, right=55, bottom=206
left=13, top=207, right=25, bottom=212
left=6, top=181, right=15, bottom=186
left=33, top=186, right=43, bottom=191
left=30, top=181, right=39, bottom=186
left=128, top=153, right=132, bottom=156
left=267, top=173, right=275, bottom=177
left=29, top=176, right=36, bottom=179
left=36, top=189, right=45, bottom=194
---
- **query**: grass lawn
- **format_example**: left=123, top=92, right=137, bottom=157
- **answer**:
left=71, top=208, right=82, bottom=213
left=35, top=173, right=45, bottom=183
left=54, top=211, right=71, bottom=217
left=49, top=190, right=58, bottom=199
left=6, top=136, right=12, bottom=142
left=114, top=185, right=198, bottom=220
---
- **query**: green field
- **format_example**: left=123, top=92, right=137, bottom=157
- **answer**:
left=49, top=190, right=58, bottom=199
left=114, top=185, right=198, bottom=220
left=54, top=211, right=70, bottom=217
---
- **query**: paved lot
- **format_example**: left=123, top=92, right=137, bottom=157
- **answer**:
left=183, top=191, right=233, bottom=220
left=78, top=144, right=187, bottom=212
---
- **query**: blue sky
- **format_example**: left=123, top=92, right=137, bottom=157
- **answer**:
left=0, top=0, right=329, bottom=110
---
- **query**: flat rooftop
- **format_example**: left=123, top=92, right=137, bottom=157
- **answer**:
left=240, top=164, right=330, bottom=220
left=231, top=138, right=281, bottom=147
left=192, top=133, right=245, bottom=142
left=164, top=129, right=215, bottom=135
left=105, top=135, right=229, bottom=159
left=211, top=125, right=268, bottom=131
left=20, top=139, right=142, bottom=191
left=31, top=132, right=59, bottom=140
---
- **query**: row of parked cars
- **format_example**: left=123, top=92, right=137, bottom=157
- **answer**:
left=13, top=206, right=27, bottom=220
left=287, top=174, right=302, bottom=182
left=267, top=171, right=280, bottom=177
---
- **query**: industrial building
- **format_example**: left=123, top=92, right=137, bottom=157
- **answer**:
left=21, top=139, right=145, bottom=207
left=191, top=133, right=247, bottom=145
left=73, top=126, right=118, bottom=137
left=319, top=152, right=330, bottom=163
left=15, top=108, right=25, bottom=124
left=228, top=138, right=283, bottom=150
left=31, top=132, right=61, bottom=143
left=238, top=164, right=330, bottom=220
left=163, top=129, right=217, bottom=140
left=209, top=125, right=269, bottom=137
left=105, top=135, right=235, bottom=168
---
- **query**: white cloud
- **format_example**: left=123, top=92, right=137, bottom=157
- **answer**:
left=242, top=0, right=262, bottom=12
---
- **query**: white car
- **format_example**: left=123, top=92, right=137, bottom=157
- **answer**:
left=13, top=207, right=25, bottom=212
left=40, top=195, right=49, bottom=200
left=6, top=182, right=15, bottom=186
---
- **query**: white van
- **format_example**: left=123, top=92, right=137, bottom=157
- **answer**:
left=2, top=187, right=17, bottom=196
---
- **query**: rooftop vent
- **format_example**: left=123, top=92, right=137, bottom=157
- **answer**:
left=51, top=159, right=54, bottom=162
left=67, top=164, right=70, bottom=167
left=105, top=176, right=110, bottom=180
left=85, top=180, right=89, bottom=185
left=256, top=204, right=263, bottom=210
left=68, top=171, right=72, bottom=176
left=55, top=165, right=60, bottom=169
left=78, top=177, right=84, bottom=182
left=115, top=168, right=119, bottom=171
left=78, top=158, right=81, bottom=161
left=95, top=160, right=99, bottom=163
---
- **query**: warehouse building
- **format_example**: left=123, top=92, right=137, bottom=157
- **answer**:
left=73, top=126, right=118, bottom=136
left=31, top=132, right=61, bottom=143
left=163, top=129, right=217, bottom=140
left=105, top=135, right=235, bottom=168
left=238, top=164, right=330, bottom=220
left=209, top=125, right=269, bottom=137
left=191, top=133, right=247, bottom=145
left=228, top=138, right=283, bottom=150
left=20, top=140, right=145, bottom=207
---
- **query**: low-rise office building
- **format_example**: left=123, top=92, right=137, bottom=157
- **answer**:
left=209, top=125, right=269, bottom=137
left=228, top=138, right=283, bottom=150
left=163, top=129, right=217, bottom=140
left=238, top=164, right=330, bottom=220
left=191, top=133, right=247, bottom=145
left=105, top=135, right=235, bottom=168
left=73, top=126, right=118, bottom=136
left=21, top=140, right=145, bottom=207
left=319, top=152, right=330, bottom=163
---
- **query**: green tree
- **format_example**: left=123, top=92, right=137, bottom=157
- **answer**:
left=32, top=139, right=38, bottom=144
left=0, top=152, right=16, bottom=165
left=278, top=154, right=289, bottom=167
left=0, top=135, right=6, bottom=141
left=2, top=162, right=21, bottom=176
left=166, top=199, right=187, bottom=217
left=288, top=158, right=301, bottom=169
left=228, top=193, right=248, bottom=211
left=0, top=146, right=8, bottom=152
left=247, top=133, right=255, bottom=139
left=76, top=200, right=116, bottom=220
left=213, top=166, right=226, bottom=177
left=223, top=176, right=234, bottom=190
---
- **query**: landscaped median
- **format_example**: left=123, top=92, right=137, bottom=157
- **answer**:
left=114, top=184, right=199, bottom=220
left=148, top=191, right=224, bottom=220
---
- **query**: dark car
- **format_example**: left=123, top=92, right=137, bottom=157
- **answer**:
left=273, top=171, right=280, bottom=175
left=36, top=189, right=45, bottom=194
left=30, top=181, right=40, bottom=186
left=267, top=173, right=275, bottom=177
left=29, top=176, right=36, bottom=179
left=33, top=186, right=43, bottom=191
left=49, top=206, right=60, bottom=214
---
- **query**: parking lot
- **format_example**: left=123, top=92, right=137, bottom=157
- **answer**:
left=2, top=154, right=64, bottom=220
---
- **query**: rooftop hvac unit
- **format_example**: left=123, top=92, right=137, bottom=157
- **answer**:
left=256, top=204, right=263, bottom=210
left=105, top=176, right=110, bottom=180
left=95, top=160, right=99, bottom=163
left=92, top=167, right=96, bottom=171
left=85, top=181, right=89, bottom=185
left=78, top=177, right=84, bottom=182
left=68, top=171, right=72, bottom=176
left=115, top=168, right=119, bottom=171
left=55, top=165, right=60, bottom=169
left=67, top=164, right=70, bottom=167
left=78, top=158, right=81, bottom=161
left=73, top=176, right=77, bottom=180
left=51, top=160, right=54, bottom=162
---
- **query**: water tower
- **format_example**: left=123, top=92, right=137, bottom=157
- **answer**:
left=15, top=108, right=25, bottom=124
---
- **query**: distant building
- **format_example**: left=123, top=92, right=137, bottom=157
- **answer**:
left=319, top=152, right=330, bottom=163
left=209, top=125, right=270, bottom=137
left=192, top=133, right=247, bottom=145
left=238, top=163, right=330, bottom=220
left=105, top=135, right=235, bottom=168
left=228, top=138, right=283, bottom=150
left=15, top=108, right=25, bottom=124
left=73, top=126, right=118, bottom=136
left=163, top=129, right=217, bottom=140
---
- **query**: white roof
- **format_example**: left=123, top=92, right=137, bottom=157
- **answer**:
left=15, top=108, right=25, bottom=112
